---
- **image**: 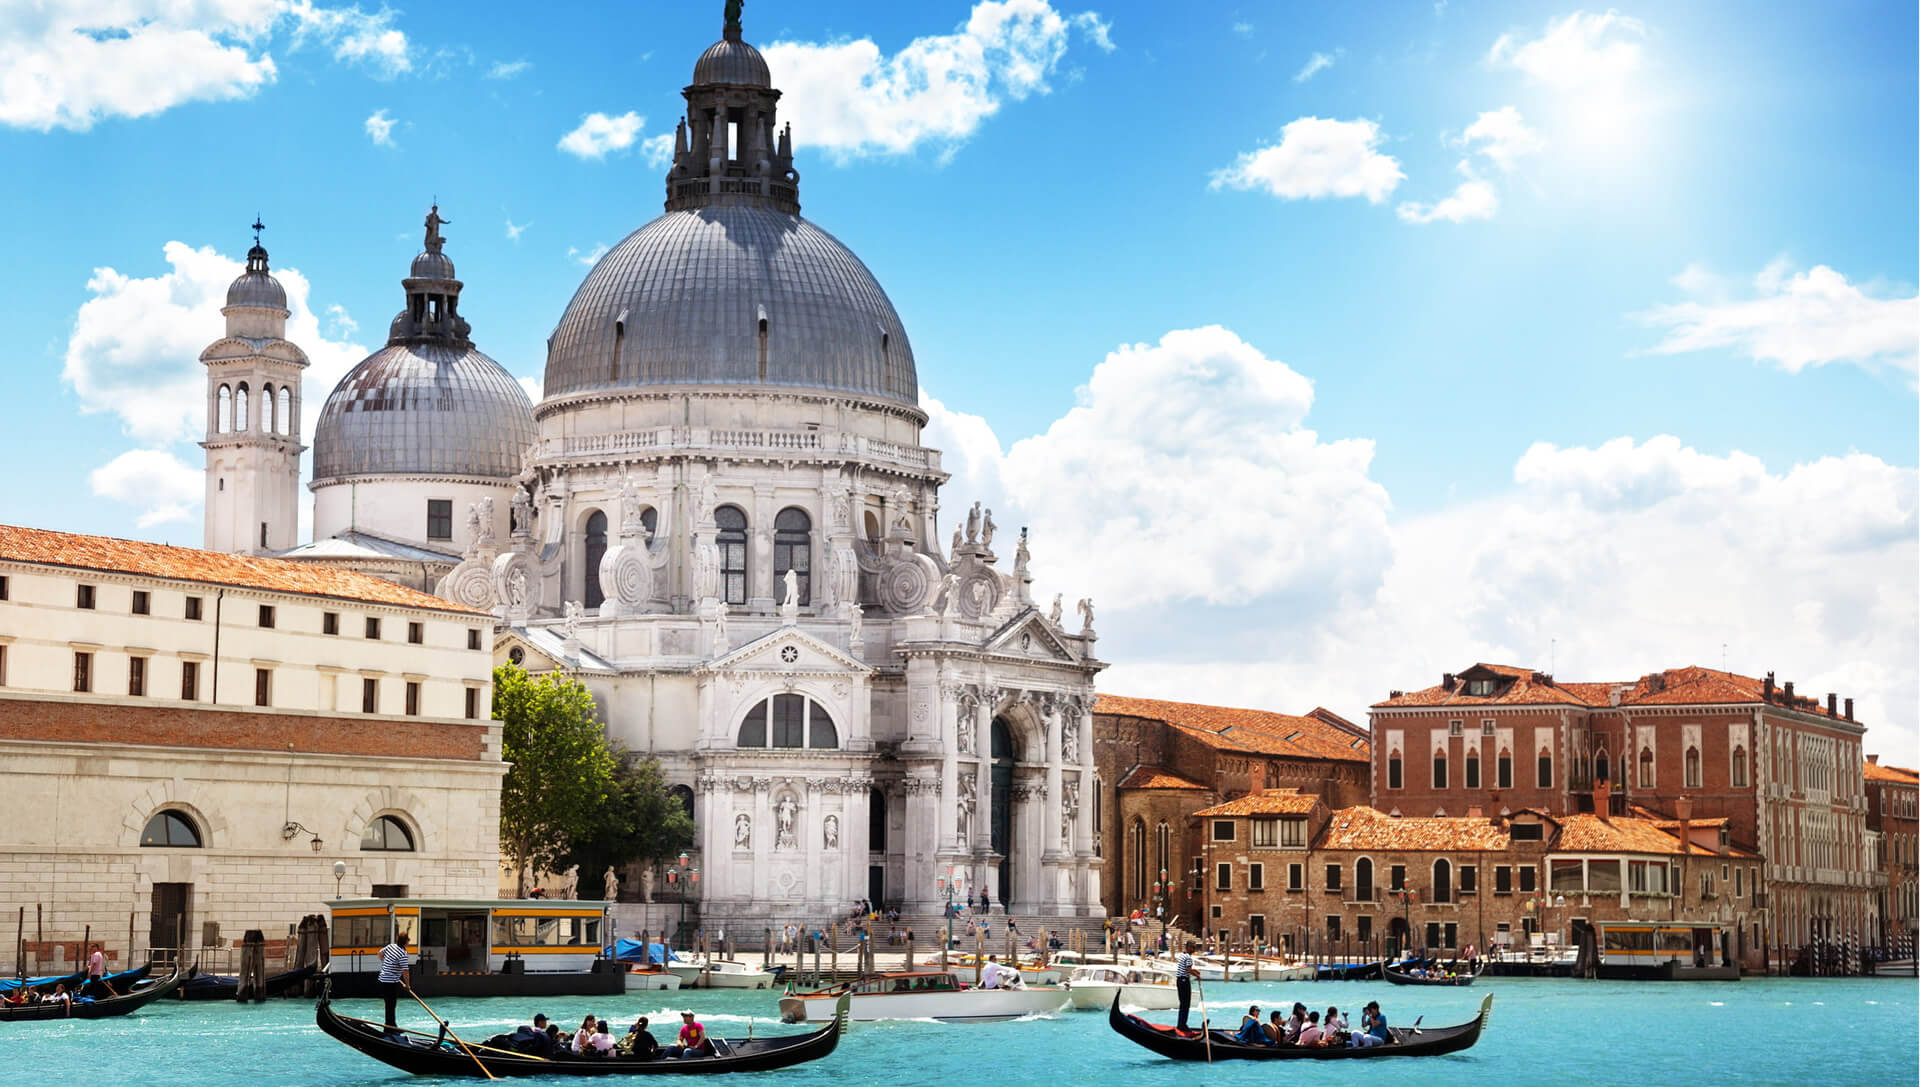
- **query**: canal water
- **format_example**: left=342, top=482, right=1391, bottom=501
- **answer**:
left=9, top=976, right=1914, bottom=1086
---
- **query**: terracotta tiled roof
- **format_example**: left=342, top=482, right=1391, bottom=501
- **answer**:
left=1863, top=761, right=1918, bottom=785
left=1193, top=790, right=1322, bottom=817
left=1374, top=663, right=1857, bottom=723
left=1096, top=694, right=1370, bottom=763
left=0, top=523, right=486, bottom=616
left=1117, top=765, right=1209, bottom=791
left=1317, top=806, right=1511, bottom=851
left=1554, top=813, right=1690, bottom=854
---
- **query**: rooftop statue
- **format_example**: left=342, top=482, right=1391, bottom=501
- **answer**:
left=424, top=204, right=451, bottom=253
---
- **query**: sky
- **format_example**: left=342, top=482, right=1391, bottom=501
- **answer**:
left=2, top=0, right=1915, bottom=759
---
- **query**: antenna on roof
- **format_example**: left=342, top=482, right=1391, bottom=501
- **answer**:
left=1550, top=638, right=1556, bottom=675
left=1721, top=643, right=1727, bottom=672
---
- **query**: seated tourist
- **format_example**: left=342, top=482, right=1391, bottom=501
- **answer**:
left=1349, top=1001, right=1389, bottom=1048
left=571, top=1015, right=598, bottom=1055
left=676, top=1011, right=713, bottom=1057
left=1296, top=1011, right=1324, bottom=1046
left=618, top=1016, right=659, bottom=1059
left=508, top=1013, right=552, bottom=1055
left=1263, top=1010, right=1287, bottom=1045
left=1284, top=1003, right=1307, bottom=1042
left=1234, top=1006, right=1270, bottom=1046
left=589, top=1019, right=616, bottom=1056
left=1324, top=1006, right=1347, bottom=1036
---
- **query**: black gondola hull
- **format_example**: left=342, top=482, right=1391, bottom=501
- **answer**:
left=314, top=991, right=849, bottom=1077
left=0, top=963, right=188, bottom=1021
left=1107, top=992, right=1492, bottom=1060
left=1383, top=960, right=1484, bottom=987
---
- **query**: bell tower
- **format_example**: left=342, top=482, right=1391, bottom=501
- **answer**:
left=201, top=220, right=308, bottom=555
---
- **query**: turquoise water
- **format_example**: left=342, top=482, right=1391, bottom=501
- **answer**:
left=7, top=977, right=1915, bottom=1086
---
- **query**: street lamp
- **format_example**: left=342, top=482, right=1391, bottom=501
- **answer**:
left=1391, top=887, right=1419, bottom=959
left=665, top=852, right=699, bottom=948
left=1151, top=868, right=1170, bottom=954
left=332, top=860, right=347, bottom=899
left=937, top=866, right=963, bottom=967
left=282, top=821, right=323, bottom=852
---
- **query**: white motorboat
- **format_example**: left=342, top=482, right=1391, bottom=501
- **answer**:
left=1225, top=955, right=1316, bottom=981
left=1192, top=956, right=1257, bottom=982
left=1872, top=958, right=1916, bottom=977
left=622, top=966, right=684, bottom=991
left=667, top=956, right=775, bottom=989
left=948, top=954, right=1063, bottom=985
left=1062, top=964, right=1180, bottom=1010
left=778, top=970, right=1069, bottom=1023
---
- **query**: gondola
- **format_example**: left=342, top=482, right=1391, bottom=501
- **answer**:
left=1384, top=958, right=1483, bottom=987
left=1107, top=992, right=1493, bottom=1061
left=315, top=984, right=851, bottom=1077
left=0, top=962, right=189, bottom=1021
left=1313, top=960, right=1385, bottom=981
left=1, top=963, right=151, bottom=997
left=177, top=964, right=317, bottom=1001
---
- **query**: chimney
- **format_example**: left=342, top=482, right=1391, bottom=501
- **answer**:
left=1592, top=780, right=1609, bottom=817
left=1763, top=672, right=1774, bottom=700
left=1783, top=681, right=1795, bottom=702
left=1674, top=795, right=1692, bottom=822
left=1828, top=693, right=1838, bottom=716
left=1466, top=805, right=1483, bottom=820
left=1845, top=698, right=1855, bottom=721
left=1867, top=754, right=1879, bottom=766
left=1389, top=690, right=1404, bottom=699
left=1443, top=673, right=1456, bottom=691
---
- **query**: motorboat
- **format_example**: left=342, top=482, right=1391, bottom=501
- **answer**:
left=779, top=970, right=1069, bottom=1023
left=622, top=966, right=683, bottom=991
left=1191, top=956, right=1256, bottom=982
left=1063, top=964, right=1180, bottom=1011
left=666, top=956, right=775, bottom=989
left=1872, top=958, right=1917, bottom=977
left=947, top=953, right=1063, bottom=985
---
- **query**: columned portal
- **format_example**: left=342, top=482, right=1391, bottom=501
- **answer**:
left=991, top=717, right=1016, bottom=905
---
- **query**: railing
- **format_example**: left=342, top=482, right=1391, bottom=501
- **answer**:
left=540, top=428, right=941, bottom=471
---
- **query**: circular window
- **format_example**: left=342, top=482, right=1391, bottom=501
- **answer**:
left=780, top=646, right=800, bottom=664
left=509, top=646, right=525, bottom=665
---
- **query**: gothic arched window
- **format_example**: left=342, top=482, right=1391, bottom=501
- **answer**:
left=1731, top=745, right=1748, bottom=788
left=262, top=383, right=275, bottom=433
left=716, top=505, right=748, bottom=605
left=234, top=383, right=249, bottom=431
left=1685, top=745, right=1702, bottom=789
left=1595, top=749, right=1610, bottom=785
left=1465, top=748, right=1482, bottom=789
left=217, top=385, right=232, bottom=433
left=1639, top=746, right=1656, bottom=789
left=1356, top=856, right=1375, bottom=902
left=583, top=510, right=608, bottom=609
left=1433, top=749, right=1448, bottom=789
left=773, top=507, right=811, bottom=606
left=276, top=385, right=292, bottom=435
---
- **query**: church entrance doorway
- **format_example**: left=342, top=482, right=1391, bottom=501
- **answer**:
left=991, top=718, right=1016, bottom=907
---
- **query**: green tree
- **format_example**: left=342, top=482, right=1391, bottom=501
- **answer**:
left=494, top=662, right=616, bottom=897
left=557, top=750, right=696, bottom=894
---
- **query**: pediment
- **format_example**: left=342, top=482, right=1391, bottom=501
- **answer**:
left=706, top=626, right=871, bottom=677
left=983, top=609, right=1078, bottom=662
left=493, top=627, right=615, bottom=674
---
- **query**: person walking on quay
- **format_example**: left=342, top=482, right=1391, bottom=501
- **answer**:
left=1174, top=940, right=1197, bottom=1031
left=377, top=928, right=411, bottom=1031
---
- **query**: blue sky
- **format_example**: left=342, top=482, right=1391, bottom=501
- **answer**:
left=2, top=1, right=1915, bottom=753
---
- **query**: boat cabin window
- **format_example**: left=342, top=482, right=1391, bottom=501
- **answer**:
left=492, top=914, right=601, bottom=948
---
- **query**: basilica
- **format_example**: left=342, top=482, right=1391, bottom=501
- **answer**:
left=197, top=7, right=1106, bottom=925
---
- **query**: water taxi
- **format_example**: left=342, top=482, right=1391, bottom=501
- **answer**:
left=779, top=970, right=1068, bottom=1023
left=1062, top=963, right=1179, bottom=1010
left=327, top=897, right=622, bottom=997
left=667, top=955, right=776, bottom=989
left=1593, top=920, right=1739, bottom=980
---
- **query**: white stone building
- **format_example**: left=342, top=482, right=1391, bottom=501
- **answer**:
left=0, top=523, right=503, bottom=971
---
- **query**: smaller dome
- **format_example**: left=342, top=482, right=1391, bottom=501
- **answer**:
left=312, top=343, right=536, bottom=483
left=226, top=245, right=288, bottom=310
left=693, top=38, right=770, bottom=86
left=411, top=250, right=456, bottom=280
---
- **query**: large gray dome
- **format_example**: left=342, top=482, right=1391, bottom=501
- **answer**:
left=541, top=205, right=918, bottom=409
left=312, top=343, right=536, bottom=483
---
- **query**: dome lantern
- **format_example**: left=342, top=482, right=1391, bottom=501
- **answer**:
left=666, top=1, right=798, bottom=215
left=224, top=217, right=289, bottom=315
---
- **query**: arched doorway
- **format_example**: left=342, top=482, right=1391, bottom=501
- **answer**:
left=991, top=717, right=1017, bottom=907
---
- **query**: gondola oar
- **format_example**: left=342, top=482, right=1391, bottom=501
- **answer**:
left=1194, top=975, right=1212, bottom=1063
left=402, top=983, right=498, bottom=1081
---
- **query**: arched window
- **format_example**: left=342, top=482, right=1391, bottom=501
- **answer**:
left=1731, top=745, right=1748, bottom=788
left=1497, top=747, right=1514, bottom=790
left=583, top=510, right=608, bottom=609
left=1465, top=748, right=1481, bottom=789
left=1639, top=746, right=1656, bottom=789
left=639, top=507, right=658, bottom=542
left=361, top=815, right=415, bottom=851
left=140, top=810, right=202, bottom=848
left=869, top=786, right=887, bottom=853
left=773, top=507, right=811, bottom=606
left=1356, top=857, right=1375, bottom=902
left=736, top=694, right=838, bottom=749
left=1433, top=858, right=1452, bottom=903
left=1537, top=746, right=1553, bottom=789
left=1387, top=749, right=1403, bottom=790
left=1155, top=821, right=1170, bottom=882
left=1595, top=749, right=1610, bottom=785
left=1432, top=749, right=1448, bottom=789
left=670, top=784, right=694, bottom=823
left=217, top=385, right=232, bottom=433
left=716, top=506, right=748, bottom=605
left=1684, top=745, right=1701, bottom=789
left=261, top=383, right=275, bottom=434
left=1129, top=818, right=1147, bottom=900
left=234, top=383, right=249, bottom=431
left=276, top=386, right=292, bottom=435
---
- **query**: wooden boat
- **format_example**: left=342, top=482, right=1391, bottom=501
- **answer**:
left=1383, top=958, right=1482, bottom=987
left=1871, top=958, right=1916, bottom=977
left=176, top=964, right=317, bottom=1000
left=948, top=953, right=1063, bottom=985
left=1108, top=992, right=1494, bottom=1061
left=1063, top=964, right=1179, bottom=1011
left=623, top=966, right=684, bottom=991
left=0, top=962, right=189, bottom=1021
left=1314, top=960, right=1385, bottom=981
left=0, top=964, right=151, bottom=996
left=315, top=987, right=850, bottom=1077
left=779, top=970, right=1068, bottom=1023
left=665, top=956, right=775, bottom=989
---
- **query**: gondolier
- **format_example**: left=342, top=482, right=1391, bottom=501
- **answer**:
left=1174, top=940, right=1197, bottom=1030
left=378, top=930, right=411, bottom=1030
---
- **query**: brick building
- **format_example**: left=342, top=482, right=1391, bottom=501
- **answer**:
left=1863, top=756, right=1918, bottom=956
left=1370, top=662, right=1878, bottom=961
left=1191, top=789, right=1765, bottom=969
left=1093, top=694, right=1370, bottom=925
left=0, top=524, right=504, bottom=974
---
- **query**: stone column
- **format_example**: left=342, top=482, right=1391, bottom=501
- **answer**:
left=902, top=775, right=943, bottom=912
left=749, top=485, right=774, bottom=613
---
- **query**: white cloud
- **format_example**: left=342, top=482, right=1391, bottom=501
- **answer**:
left=1487, top=9, right=1645, bottom=92
left=487, top=58, right=530, bottom=79
left=558, top=110, right=644, bottom=158
left=283, top=1, right=411, bottom=77
left=1210, top=117, right=1403, bottom=203
left=364, top=107, right=396, bottom=146
left=1293, top=51, right=1337, bottom=83
left=761, top=0, right=1112, bottom=160
left=1636, top=260, right=1919, bottom=378
left=1232, top=21, right=1253, bottom=39
left=1459, top=105, right=1542, bottom=171
left=62, top=240, right=369, bottom=450
left=505, top=218, right=531, bottom=242
left=567, top=243, right=609, bottom=267
left=641, top=132, right=675, bottom=169
left=517, top=375, right=542, bottom=404
left=90, top=448, right=206, bottom=528
left=324, top=303, right=357, bottom=336
left=1396, top=160, right=1498, bottom=224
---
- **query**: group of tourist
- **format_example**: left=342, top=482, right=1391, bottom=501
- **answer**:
left=1230, top=1000, right=1392, bottom=1048
left=485, top=1009, right=714, bottom=1060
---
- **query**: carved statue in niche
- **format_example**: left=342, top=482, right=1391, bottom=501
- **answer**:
left=475, top=496, right=495, bottom=548
left=506, top=567, right=529, bottom=610
left=712, top=607, right=729, bottom=655
left=780, top=568, right=800, bottom=623
left=823, top=814, right=839, bottom=850
left=957, top=704, right=975, bottom=755
left=775, top=794, right=798, bottom=849
left=956, top=794, right=974, bottom=845
left=932, top=571, right=959, bottom=615
left=698, top=475, right=717, bottom=526
left=734, top=812, right=751, bottom=848
left=1048, top=593, right=1063, bottom=625
left=849, top=603, right=864, bottom=652
left=466, top=502, right=482, bottom=546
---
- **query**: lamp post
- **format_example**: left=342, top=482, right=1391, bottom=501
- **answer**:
left=1392, top=887, right=1419, bottom=959
left=937, top=866, right=962, bottom=968
left=332, top=860, right=346, bottom=899
left=1151, top=868, right=1170, bottom=954
left=666, top=852, right=699, bottom=949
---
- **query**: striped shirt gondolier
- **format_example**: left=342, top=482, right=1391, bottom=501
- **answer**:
left=1174, top=951, right=1194, bottom=979
left=378, top=941, right=409, bottom=983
